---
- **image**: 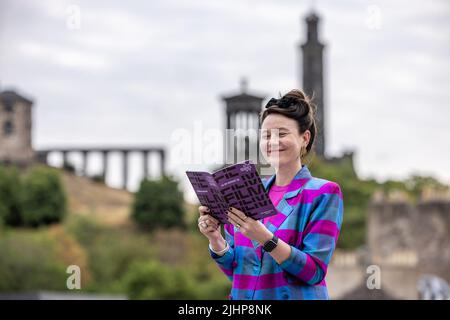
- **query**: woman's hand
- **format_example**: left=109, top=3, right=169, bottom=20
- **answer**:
left=227, top=207, right=273, bottom=245
left=198, top=206, right=222, bottom=241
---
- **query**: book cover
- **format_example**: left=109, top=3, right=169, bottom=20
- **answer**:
left=186, top=160, right=277, bottom=225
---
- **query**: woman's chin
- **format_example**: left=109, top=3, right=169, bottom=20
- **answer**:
left=267, top=154, right=290, bottom=167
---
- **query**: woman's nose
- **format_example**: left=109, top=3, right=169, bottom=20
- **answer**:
left=267, top=143, right=280, bottom=152
left=269, top=137, right=280, bottom=146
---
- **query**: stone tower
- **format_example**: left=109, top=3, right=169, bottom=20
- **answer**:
left=0, top=90, right=35, bottom=165
left=221, top=79, right=265, bottom=167
left=300, top=11, right=326, bottom=157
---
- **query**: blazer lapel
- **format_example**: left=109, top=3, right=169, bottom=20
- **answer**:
left=251, top=165, right=312, bottom=250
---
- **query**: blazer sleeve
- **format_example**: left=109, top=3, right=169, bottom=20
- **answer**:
left=208, top=223, right=236, bottom=282
left=279, top=181, right=344, bottom=285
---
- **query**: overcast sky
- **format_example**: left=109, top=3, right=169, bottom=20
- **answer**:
left=1, top=0, right=449, bottom=201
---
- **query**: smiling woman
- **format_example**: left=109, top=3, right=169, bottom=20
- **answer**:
left=198, top=89, right=344, bottom=300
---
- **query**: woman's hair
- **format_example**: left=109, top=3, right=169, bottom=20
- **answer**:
left=259, top=89, right=317, bottom=157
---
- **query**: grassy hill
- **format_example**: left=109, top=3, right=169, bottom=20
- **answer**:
left=61, top=170, right=199, bottom=228
left=61, top=171, right=133, bottom=227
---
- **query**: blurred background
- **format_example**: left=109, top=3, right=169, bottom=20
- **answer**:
left=0, top=0, right=449, bottom=299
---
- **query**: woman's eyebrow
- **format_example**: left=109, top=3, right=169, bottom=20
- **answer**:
left=262, top=127, right=290, bottom=131
left=264, top=127, right=289, bottom=132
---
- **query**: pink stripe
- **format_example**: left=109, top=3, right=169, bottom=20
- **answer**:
left=284, top=178, right=310, bottom=194
left=297, top=254, right=317, bottom=282
left=233, top=272, right=288, bottom=290
left=225, top=223, right=235, bottom=236
left=235, top=232, right=253, bottom=247
left=219, top=265, right=233, bottom=277
left=274, top=229, right=303, bottom=247
left=289, top=182, right=343, bottom=205
left=256, top=272, right=289, bottom=290
left=312, top=255, right=328, bottom=274
left=305, top=220, right=340, bottom=242
left=269, top=211, right=286, bottom=227
left=256, top=246, right=262, bottom=260
left=233, top=274, right=257, bottom=290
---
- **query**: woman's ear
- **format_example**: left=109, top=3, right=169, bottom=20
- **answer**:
left=302, top=130, right=311, bottom=146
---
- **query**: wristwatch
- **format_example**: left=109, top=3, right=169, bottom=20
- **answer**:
left=263, top=235, right=279, bottom=252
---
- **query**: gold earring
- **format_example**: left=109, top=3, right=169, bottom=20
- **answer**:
left=301, top=146, right=307, bottom=157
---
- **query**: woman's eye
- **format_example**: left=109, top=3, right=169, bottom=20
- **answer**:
left=262, top=131, right=287, bottom=139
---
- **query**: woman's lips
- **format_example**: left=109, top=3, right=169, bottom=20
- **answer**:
left=268, top=149, right=285, bottom=154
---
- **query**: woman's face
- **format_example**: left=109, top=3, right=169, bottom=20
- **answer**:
left=260, top=113, right=309, bottom=168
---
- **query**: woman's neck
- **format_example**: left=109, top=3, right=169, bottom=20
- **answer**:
left=274, top=160, right=302, bottom=186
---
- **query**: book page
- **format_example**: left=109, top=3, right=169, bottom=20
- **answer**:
left=186, top=171, right=229, bottom=224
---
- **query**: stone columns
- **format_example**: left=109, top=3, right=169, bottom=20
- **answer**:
left=81, top=150, right=88, bottom=175
left=122, top=151, right=128, bottom=189
left=62, top=151, right=69, bottom=168
left=37, top=151, right=49, bottom=164
left=160, top=150, right=165, bottom=177
left=102, top=151, right=108, bottom=179
left=143, top=151, right=149, bottom=180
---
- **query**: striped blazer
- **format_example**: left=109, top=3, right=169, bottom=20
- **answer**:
left=208, top=164, right=344, bottom=300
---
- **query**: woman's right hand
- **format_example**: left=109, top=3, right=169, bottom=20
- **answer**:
left=198, top=206, right=222, bottom=241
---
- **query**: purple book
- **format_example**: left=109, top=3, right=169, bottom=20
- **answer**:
left=186, top=160, right=277, bottom=225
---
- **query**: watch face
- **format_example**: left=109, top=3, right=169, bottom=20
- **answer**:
left=264, top=236, right=278, bottom=252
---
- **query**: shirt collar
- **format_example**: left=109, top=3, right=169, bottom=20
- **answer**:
left=263, top=164, right=312, bottom=199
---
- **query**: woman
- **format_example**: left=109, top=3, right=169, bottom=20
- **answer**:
left=198, top=89, right=344, bottom=300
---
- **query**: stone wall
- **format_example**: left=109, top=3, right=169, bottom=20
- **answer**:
left=368, top=199, right=450, bottom=282
left=0, top=94, right=35, bottom=165
left=327, top=197, right=449, bottom=299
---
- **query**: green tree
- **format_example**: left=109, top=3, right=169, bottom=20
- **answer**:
left=0, top=229, right=67, bottom=291
left=0, top=165, right=24, bottom=226
left=405, top=175, right=449, bottom=202
left=122, top=260, right=199, bottom=299
left=21, top=166, right=67, bottom=227
left=131, top=175, right=185, bottom=231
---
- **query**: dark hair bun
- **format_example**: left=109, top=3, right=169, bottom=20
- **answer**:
left=283, top=89, right=317, bottom=117
left=284, top=89, right=306, bottom=100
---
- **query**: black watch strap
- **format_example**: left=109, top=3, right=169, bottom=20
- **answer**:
left=263, top=235, right=279, bottom=252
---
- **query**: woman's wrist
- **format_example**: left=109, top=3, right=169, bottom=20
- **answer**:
left=209, top=237, right=228, bottom=254
left=209, top=241, right=229, bottom=255
left=256, top=229, right=274, bottom=246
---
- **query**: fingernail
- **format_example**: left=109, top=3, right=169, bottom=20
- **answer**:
left=206, top=208, right=210, bottom=212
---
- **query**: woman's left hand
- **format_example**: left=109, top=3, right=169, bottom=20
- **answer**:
left=227, top=207, right=273, bottom=245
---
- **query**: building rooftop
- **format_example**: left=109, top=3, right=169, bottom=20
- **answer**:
left=0, top=90, right=33, bottom=106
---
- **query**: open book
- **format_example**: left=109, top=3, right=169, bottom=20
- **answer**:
left=186, top=160, right=277, bottom=225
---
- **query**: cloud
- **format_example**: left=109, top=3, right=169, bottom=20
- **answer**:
left=17, top=41, right=112, bottom=71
